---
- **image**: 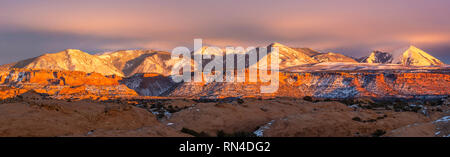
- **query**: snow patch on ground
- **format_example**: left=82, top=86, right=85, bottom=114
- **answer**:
left=434, top=116, right=450, bottom=123
left=253, top=120, right=275, bottom=137
left=435, top=131, right=441, bottom=135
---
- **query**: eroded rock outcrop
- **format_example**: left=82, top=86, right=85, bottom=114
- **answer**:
left=122, top=73, right=178, bottom=96
left=164, top=70, right=450, bottom=99
left=1, top=68, right=449, bottom=100
left=0, top=69, right=137, bottom=99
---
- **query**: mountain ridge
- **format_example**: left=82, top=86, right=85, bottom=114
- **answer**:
left=360, top=46, right=445, bottom=66
left=1, top=44, right=446, bottom=77
left=12, top=49, right=124, bottom=77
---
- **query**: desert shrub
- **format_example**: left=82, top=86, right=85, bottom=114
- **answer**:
left=260, top=107, right=268, bottom=112
left=181, top=128, right=210, bottom=137
left=216, top=130, right=226, bottom=137
left=166, top=105, right=179, bottom=113
left=156, top=113, right=165, bottom=119
left=216, top=130, right=256, bottom=137
left=231, top=131, right=256, bottom=137
left=339, top=99, right=354, bottom=105
left=376, top=115, right=387, bottom=120
left=371, top=129, right=386, bottom=137
left=352, top=117, right=362, bottom=122
left=410, top=107, right=421, bottom=113
left=366, top=119, right=376, bottom=123
left=237, top=98, right=244, bottom=104
left=393, top=101, right=408, bottom=112
left=303, top=96, right=313, bottom=102
left=425, top=99, right=443, bottom=106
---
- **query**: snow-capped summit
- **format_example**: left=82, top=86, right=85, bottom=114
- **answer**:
left=267, top=42, right=318, bottom=68
left=64, top=49, right=85, bottom=54
left=97, top=50, right=156, bottom=76
left=360, top=46, right=444, bottom=66
left=97, top=50, right=194, bottom=77
left=4, top=44, right=445, bottom=78
left=312, top=52, right=358, bottom=63
left=12, top=49, right=124, bottom=76
left=392, top=45, right=444, bottom=66
left=192, top=46, right=224, bottom=56
left=360, top=51, right=393, bottom=64
left=190, top=43, right=319, bottom=70
left=292, top=48, right=321, bottom=57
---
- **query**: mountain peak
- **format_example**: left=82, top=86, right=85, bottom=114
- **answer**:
left=406, top=45, right=424, bottom=53
left=12, top=49, right=124, bottom=76
left=313, top=52, right=358, bottom=63
left=193, top=46, right=224, bottom=55
left=265, top=42, right=318, bottom=68
left=292, top=48, right=321, bottom=57
left=408, top=45, right=418, bottom=49
left=399, top=45, right=444, bottom=66
left=269, top=42, right=287, bottom=47
left=63, top=49, right=85, bottom=54
left=360, top=51, right=393, bottom=64
left=360, top=46, right=445, bottom=66
left=327, top=52, right=336, bottom=55
left=44, top=49, right=90, bottom=57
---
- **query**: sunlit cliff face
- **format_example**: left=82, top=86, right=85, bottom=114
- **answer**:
left=1, top=67, right=449, bottom=100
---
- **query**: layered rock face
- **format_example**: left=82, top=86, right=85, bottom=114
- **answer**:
left=1, top=68, right=448, bottom=99
left=121, top=73, right=178, bottom=96
left=151, top=70, right=450, bottom=99
left=275, top=71, right=450, bottom=98
left=0, top=69, right=137, bottom=99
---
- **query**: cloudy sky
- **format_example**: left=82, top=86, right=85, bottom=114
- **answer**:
left=0, top=0, right=449, bottom=64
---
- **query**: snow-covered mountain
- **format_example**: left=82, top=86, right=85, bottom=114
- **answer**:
left=125, top=51, right=193, bottom=77
left=97, top=50, right=154, bottom=75
left=359, top=51, right=393, bottom=64
left=392, top=46, right=444, bottom=66
left=267, top=42, right=318, bottom=68
left=3, top=44, right=446, bottom=78
left=360, top=46, right=444, bottom=66
left=97, top=50, right=193, bottom=77
left=189, top=43, right=319, bottom=70
left=192, top=46, right=226, bottom=56
left=6, top=48, right=194, bottom=77
left=292, top=48, right=321, bottom=57
left=312, top=52, right=358, bottom=63
left=12, top=49, right=124, bottom=76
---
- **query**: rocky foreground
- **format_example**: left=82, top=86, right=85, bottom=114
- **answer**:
left=0, top=90, right=448, bottom=137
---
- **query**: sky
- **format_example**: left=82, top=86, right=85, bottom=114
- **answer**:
left=0, top=0, right=449, bottom=64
